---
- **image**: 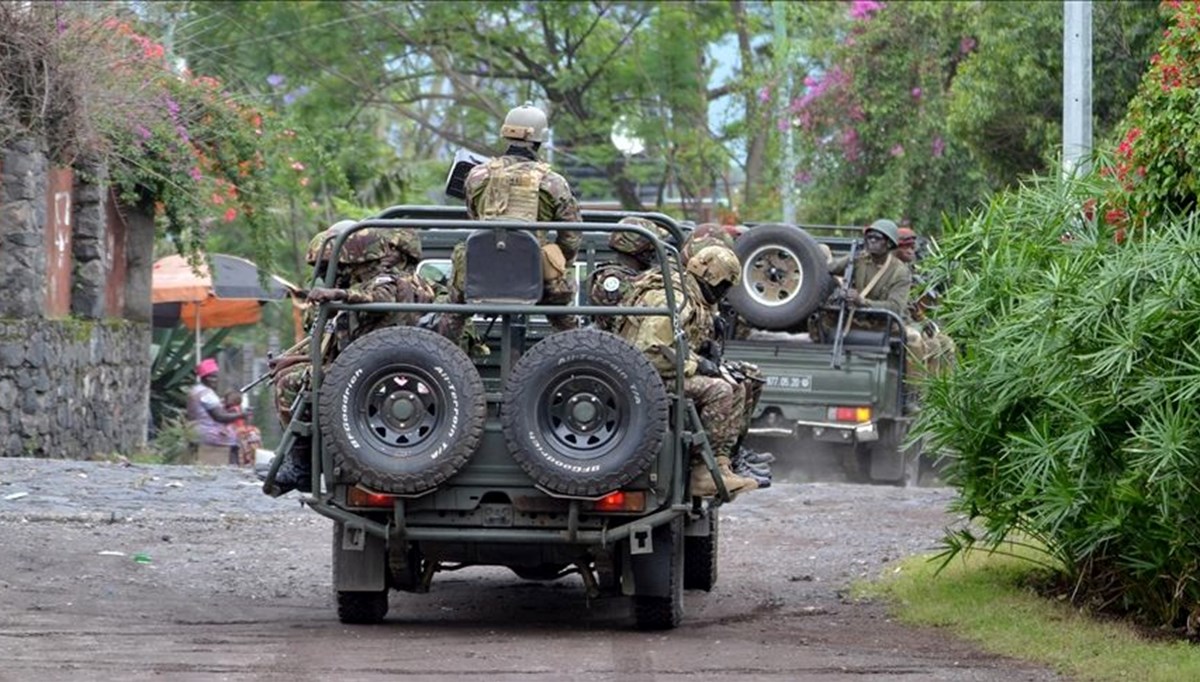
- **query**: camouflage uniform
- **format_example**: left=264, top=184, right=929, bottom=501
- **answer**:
left=618, top=271, right=745, bottom=461
left=587, top=217, right=668, bottom=332
left=272, top=227, right=432, bottom=427
left=439, top=149, right=582, bottom=343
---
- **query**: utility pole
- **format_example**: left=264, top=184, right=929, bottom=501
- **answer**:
left=1063, top=1, right=1093, bottom=177
left=773, top=1, right=796, bottom=224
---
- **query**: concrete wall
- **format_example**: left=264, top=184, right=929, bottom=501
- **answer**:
left=0, top=140, right=151, bottom=457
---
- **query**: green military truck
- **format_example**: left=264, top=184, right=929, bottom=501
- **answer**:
left=720, top=223, right=924, bottom=485
left=263, top=206, right=730, bottom=630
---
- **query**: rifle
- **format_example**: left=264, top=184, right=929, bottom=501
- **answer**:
left=237, top=312, right=342, bottom=393
left=830, top=239, right=860, bottom=370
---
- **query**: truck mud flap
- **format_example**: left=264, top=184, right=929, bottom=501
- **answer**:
left=333, top=521, right=386, bottom=591
left=627, top=519, right=682, bottom=598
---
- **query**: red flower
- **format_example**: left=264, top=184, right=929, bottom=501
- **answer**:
left=223, top=208, right=238, bottom=223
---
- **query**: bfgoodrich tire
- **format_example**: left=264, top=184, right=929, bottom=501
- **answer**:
left=318, top=326, right=486, bottom=495
left=500, top=328, right=668, bottom=497
left=728, top=223, right=834, bottom=331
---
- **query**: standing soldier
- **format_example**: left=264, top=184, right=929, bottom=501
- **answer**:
left=441, top=102, right=582, bottom=343
left=617, top=244, right=759, bottom=498
left=270, top=227, right=436, bottom=495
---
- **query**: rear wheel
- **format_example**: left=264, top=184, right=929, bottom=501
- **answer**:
left=683, top=508, right=719, bottom=591
left=510, top=564, right=568, bottom=581
left=336, top=590, right=389, bottom=624
left=633, top=518, right=685, bottom=630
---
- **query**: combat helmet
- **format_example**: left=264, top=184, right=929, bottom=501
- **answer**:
left=385, top=228, right=423, bottom=263
left=336, top=228, right=399, bottom=264
left=681, top=223, right=736, bottom=263
left=500, top=102, right=548, bottom=144
left=865, top=218, right=900, bottom=248
left=686, top=243, right=741, bottom=289
left=610, top=216, right=663, bottom=256
left=305, top=220, right=357, bottom=265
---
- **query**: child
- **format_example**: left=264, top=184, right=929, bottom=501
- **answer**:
left=224, top=390, right=263, bottom=467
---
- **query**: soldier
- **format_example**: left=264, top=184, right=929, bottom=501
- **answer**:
left=826, top=219, right=913, bottom=324
left=683, top=226, right=774, bottom=486
left=440, top=102, right=582, bottom=343
left=894, top=226, right=956, bottom=377
left=271, top=226, right=436, bottom=495
left=587, top=216, right=669, bottom=332
left=617, top=243, right=759, bottom=498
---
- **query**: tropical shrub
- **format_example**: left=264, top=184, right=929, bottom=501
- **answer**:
left=922, top=0, right=1200, bottom=630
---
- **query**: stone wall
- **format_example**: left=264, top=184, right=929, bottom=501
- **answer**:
left=0, top=139, right=151, bottom=458
left=0, top=319, right=150, bottom=457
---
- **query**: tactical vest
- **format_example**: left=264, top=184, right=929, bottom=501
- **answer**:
left=478, top=158, right=550, bottom=222
left=616, top=272, right=709, bottom=346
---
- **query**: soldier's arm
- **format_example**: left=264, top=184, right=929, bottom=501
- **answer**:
left=343, top=274, right=400, bottom=304
left=463, top=167, right=489, bottom=220
left=541, top=174, right=582, bottom=262
left=828, top=255, right=850, bottom=275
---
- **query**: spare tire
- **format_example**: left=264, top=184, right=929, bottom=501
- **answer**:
left=319, top=326, right=486, bottom=495
left=728, top=223, right=835, bottom=331
left=500, top=328, right=669, bottom=497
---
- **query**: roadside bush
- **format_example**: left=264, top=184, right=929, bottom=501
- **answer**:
left=921, top=169, right=1200, bottom=630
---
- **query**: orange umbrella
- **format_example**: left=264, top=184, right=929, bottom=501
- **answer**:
left=152, top=253, right=299, bottom=360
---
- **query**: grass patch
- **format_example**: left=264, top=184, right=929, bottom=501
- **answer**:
left=858, top=546, right=1200, bottom=681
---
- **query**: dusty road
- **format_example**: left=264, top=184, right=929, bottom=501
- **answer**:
left=0, top=459, right=1061, bottom=681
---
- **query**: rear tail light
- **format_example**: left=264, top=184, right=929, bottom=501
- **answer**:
left=829, top=406, right=872, bottom=423
left=588, top=490, right=646, bottom=513
left=347, top=486, right=394, bottom=508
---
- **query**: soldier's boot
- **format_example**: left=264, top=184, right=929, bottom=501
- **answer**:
left=689, top=456, right=759, bottom=498
left=272, top=438, right=312, bottom=495
left=731, top=451, right=772, bottom=489
left=741, top=447, right=775, bottom=466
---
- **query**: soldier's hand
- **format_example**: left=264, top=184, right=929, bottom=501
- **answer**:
left=695, top=357, right=722, bottom=377
left=845, top=288, right=866, bottom=307
left=306, top=287, right=345, bottom=304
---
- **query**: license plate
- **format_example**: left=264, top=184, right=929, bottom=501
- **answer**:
left=764, top=374, right=813, bottom=391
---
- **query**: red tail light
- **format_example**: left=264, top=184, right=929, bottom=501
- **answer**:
left=829, top=406, right=872, bottom=423
left=589, top=490, right=646, bottom=512
left=347, top=486, right=394, bottom=508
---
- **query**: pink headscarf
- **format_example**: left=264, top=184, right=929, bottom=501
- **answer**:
left=196, top=358, right=219, bottom=379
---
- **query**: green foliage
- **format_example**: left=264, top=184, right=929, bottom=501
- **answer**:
left=788, top=1, right=1160, bottom=231
left=1104, top=1, right=1200, bottom=231
left=150, top=417, right=196, bottom=465
left=919, top=164, right=1200, bottom=628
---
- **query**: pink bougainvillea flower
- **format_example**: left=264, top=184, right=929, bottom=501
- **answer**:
left=188, top=167, right=202, bottom=182
left=960, top=36, right=977, bottom=54
left=911, top=87, right=922, bottom=100
left=931, top=136, right=946, bottom=158
left=850, top=0, right=884, bottom=20
left=890, top=144, right=905, bottom=157
left=758, top=86, right=771, bottom=103
left=290, top=161, right=306, bottom=172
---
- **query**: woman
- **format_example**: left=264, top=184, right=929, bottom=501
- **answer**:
left=186, top=358, right=241, bottom=465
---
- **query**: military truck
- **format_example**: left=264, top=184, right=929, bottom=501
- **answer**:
left=263, top=206, right=731, bottom=630
left=721, top=223, right=924, bottom=485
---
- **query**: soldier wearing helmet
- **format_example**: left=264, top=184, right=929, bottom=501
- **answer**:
left=443, top=102, right=582, bottom=341
left=896, top=226, right=918, bottom=264
left=680, top=223, right=736, bottom=264
left=271, top=224, right=437, bottom=496
left=616, top=243, right=759, bottom=498
left=586, top=216, right=672, bottom=332
left=826, top=218, right=913, bottom=320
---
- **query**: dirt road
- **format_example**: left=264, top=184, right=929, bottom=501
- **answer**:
left=0, top=459, right=1061, bottom=681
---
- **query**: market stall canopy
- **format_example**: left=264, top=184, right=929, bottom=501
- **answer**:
left=152, top=253, right=298, bottom=330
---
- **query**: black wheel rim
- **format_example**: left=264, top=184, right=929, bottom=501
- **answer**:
left=356, top=365, right=445, bottom=453
left=540, top=370, right=625, bottom=460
